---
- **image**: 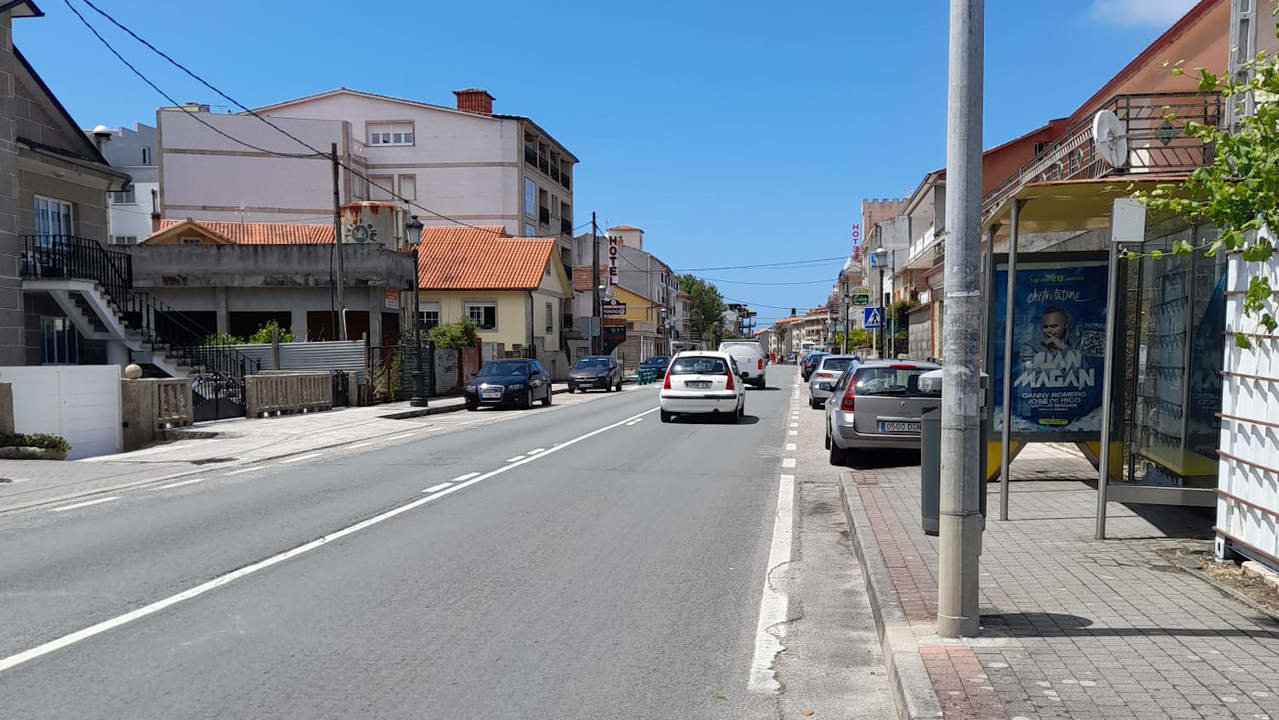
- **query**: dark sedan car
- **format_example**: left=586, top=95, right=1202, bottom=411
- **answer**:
left=464, top=359, right=553, bottom=410
left=568, top=355, right=623, bottom=393
left=639, top=355, right=672, bottom=374
left=801, top=351, right=829, bottom=381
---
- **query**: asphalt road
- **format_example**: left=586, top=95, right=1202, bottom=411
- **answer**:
left=0, top=367, right=855, bottom=719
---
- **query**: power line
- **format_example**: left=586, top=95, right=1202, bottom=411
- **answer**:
left=70, top=0, right=507, bottom=235
left=696, top=277, right=833, bottom=286
left=675, top=256, right=847, bottom=272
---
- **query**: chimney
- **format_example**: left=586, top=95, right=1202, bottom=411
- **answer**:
left=150, top=189, right=161, bottom=232
left=90, top=124, right=112, bottom=155
left=454, top=88, right=494, bottom=115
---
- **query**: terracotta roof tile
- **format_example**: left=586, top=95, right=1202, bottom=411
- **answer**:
left=154, top=219, right=334, bottom=244
left=416, top=228, right=555, bottom=290
left=572, top=266, right=607, bottom=292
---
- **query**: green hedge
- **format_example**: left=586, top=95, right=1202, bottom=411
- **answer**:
left=0, top=433, right=70, bottom=452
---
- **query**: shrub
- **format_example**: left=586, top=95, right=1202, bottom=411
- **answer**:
left=247, top=320, right=295, bottom=344
left=205, top=332, right=242, bottom=346
left=428, top=319, right=479, bottom=350
left=0, top=433, right=70, bottom=452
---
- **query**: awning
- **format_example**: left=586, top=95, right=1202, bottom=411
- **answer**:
left=982, top=175, right=1193, bottom=239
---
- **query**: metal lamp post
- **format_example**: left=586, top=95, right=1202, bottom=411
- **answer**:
left=406, top=215, right=428, bottom=407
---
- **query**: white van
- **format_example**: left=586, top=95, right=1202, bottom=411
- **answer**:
left=717, top=341, right=767, bottom=388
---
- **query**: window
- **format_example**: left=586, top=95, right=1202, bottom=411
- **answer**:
left=109, top=235, right=138, bottom=245
left=110, top=187, right=136, bottom=204
left=41, top=316, right=79, bottom=364
left=524, top=178, right=537, bottom=218
left=545, top=302, right=554, bottom=334
left=369, top=175, right=394, bottom=201
left=352, top=175, right=367, bottom=199
left=464, top=301, right=497, bottom=330
left=367, top=122, right=414, bottom=146
left=551, top=194, right=559, bottom=218
left=524, top=223, right=536, bottom=237
left=180, top=236, right=202, bottom=245
left=419, top=301, right=440, bottom=330
left=399, top=175, right=416, bottom=201
left=34, top=196, right=72, bottom=237
left=141, top=146, right=151, bottom=164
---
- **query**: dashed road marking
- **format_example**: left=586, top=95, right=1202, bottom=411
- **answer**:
left=385, top=433, right=416, bottom=442
left=506, top=455, right=525, bottom=463
left=347, top=442, right=373, bottom=449
left=422, top=482, right=455, bottom=494
left=449, top=472, right=481, bottom=483
left=50, top=497, right=119, bottom=513
left=155, top=478, right=206, bottom=491
left=280, top=452, right=322, bottom=464
left=223, top=466, right=261, bottom=476
left=781, top=458, right=796, bottom=469
left=786, top=443, right=797, bottom=451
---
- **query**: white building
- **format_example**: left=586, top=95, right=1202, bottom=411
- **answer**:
left=157, top=88, right=577, bottom=261
left=85, top=122, right=156, bottom=245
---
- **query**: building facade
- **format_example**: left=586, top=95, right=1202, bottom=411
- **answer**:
left=87, top=122, right=156, bottom=246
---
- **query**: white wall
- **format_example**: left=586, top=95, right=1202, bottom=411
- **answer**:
left=0, top=365, right=123, bottom=459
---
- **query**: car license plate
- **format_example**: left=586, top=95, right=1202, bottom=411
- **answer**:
left=879, top=421, right=920, bottom=433
left=817, top=382, right=832, bottom=390
left=687, top=381, right=711, bottom=389
left=481, top=389, right=502, bottom=400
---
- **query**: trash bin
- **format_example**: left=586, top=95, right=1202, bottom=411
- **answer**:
left=918, top=370, right=988, bottom=537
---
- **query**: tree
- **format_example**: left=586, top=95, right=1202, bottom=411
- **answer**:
left=679, top=274, right=726, bottom=342
left=1134, top=26, right=1279, bottom=348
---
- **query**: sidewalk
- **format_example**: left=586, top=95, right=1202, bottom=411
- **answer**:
left=839, top=445, right=1279, bottom=720
left=0, top=382, right=573, bottom=513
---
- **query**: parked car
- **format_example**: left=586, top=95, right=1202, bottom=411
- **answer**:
left=639, top=355, right=672, bottom=375
left=800, top=351, right=829, bottom=381
left=808, top=354, right=858, bottom=408
left=659, top=351, right=746, bottom=423
left=568, top=355, right=623, bottom=393
left=717, top=341, right=767, bottom=388
left=825, top=359, right=941, bottom=464
left=465, top=359, right=554, bottom=410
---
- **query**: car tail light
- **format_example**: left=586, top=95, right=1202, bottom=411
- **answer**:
left=890, top=363, right=916, bottom=370
left=840, top=385, right=855, bottom=411
left=725, top=370, right=735, bottom=391
left=757, top=358, right=763, bottom=370
left=663, top=369, right=672, bottom=390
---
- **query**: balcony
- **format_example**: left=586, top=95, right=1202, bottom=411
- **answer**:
left=524, top=146, right=537, bottom=167
left=538, top=154, right=549, bottom=174
left=560, top=218, right=573, bottom=235
left=982, top=91, right=1222, bottom=217
left=559, top=173, right=570, bottom=191
left=550, top=164, right=560, bottom=182
left=539, top=207, right=550, bottom=226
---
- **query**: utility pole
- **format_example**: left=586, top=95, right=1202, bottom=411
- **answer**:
left=331, top=143, right=348, bottom=341
left=591, top=212, right=600, bottom=355
left=843, top=278, right=851, bottom=354
left=937, top=0, right=984, bottom=639
left=878, top=263, right=886, bottom=358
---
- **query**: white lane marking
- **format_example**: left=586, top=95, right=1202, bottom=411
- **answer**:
left=49, top=497, right=119, bottom=513
left=786, top=443, right=797, bottom=451
left=789, top=422, right=799, bottom=428
left=223, top=466, right=262, bottom=476
left=450, top=472, right=481, bottom=483
left=625, top=420, right=640, bottom=426
left=348, top=442, right=373, bottom=449
left=748, top=472, right=795, bottom=694
left=0, top=405, right=658, bottom=675
left=527, top=447, right=546, bottom=455
left=155, top=478, right=206, bottom=491
left=422, top=482, right=454, bottom=494
left=781, top=458, right=796, bottom=469
left=506, top=455, right=525, bottom=463
left=788, top=430, right=798, bottom=436
left=280, top=452, right=322, bottom=464
left=385, top=433, right=416, bottom=442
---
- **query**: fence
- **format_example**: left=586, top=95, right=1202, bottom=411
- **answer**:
left=244, top=373, right=332, bottom=418
left=368, top=341, right=433, bottom=404
left=121, top=377, right=193, bottom=451
left=222, top=340, right=366, bottom=382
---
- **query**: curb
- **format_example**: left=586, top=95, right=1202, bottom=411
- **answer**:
left=838, top=471, right=943, bottom=720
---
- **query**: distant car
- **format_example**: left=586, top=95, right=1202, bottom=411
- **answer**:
left=808, top=354, right=858, bottom=409
left=465, top=359, right=554, bottom=410
left=717, top=341, right=767, bottom=388
left=639, top=355, right=672, bottom=375
left=659, top=351, right=746, bottom=423
left=568, top=355, right=623, bottom=393
left=825, top=359, right=941, bottom=464
left=786, top=352, right=799, bottom=364
left=800, top=351, right=829, bottom=381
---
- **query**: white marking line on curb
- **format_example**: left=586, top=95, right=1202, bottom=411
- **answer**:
left=748, top=472, right=795, bottom=694
left=222, top=466, right=261, bottom=477
left=347, top=442, right=373, bottom=449
left=155, top=478, right=205, bottom=491
left=422, top=482, right=454, bottom=494
left=280, top=452, right=322, bottom=464
left=788, top=430, right=798, bottom=436
left=0, top=405, right=658, bottom=675
left=449, top=472, right=481, bottom=483
left=50, top=497, right=119, bottom=513
left=781, top=458, right=796, bottom=469
left=786, top=443, right=797, bottom=451
left=789, top=422, right=799, bottom=428
left=385, top=433, right=416, bottom=442
left=506, top=455, right=525, bottom=463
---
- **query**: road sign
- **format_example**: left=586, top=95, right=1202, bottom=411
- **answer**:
left=848, top=286, right=872, bottom=306
left=863, top=307, right=883, bottom=330
left=602, top=299, right=627, bottom=316
left=868, top=250, right=884, bottom=268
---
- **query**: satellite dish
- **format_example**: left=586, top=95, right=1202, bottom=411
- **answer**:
left=1092, top=110, right=1128, bottom=168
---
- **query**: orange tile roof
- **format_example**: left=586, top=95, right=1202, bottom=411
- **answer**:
left=572, top=266, right=607, bottom=292
left=416, top=232, right=556, bottom=290
left=417, top=224, right=508, bottom=244
left=154, top=219, right=334, bottom=244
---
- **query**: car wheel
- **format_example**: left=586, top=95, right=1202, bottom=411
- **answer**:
left=660, top=410, right=673, bottom=423
left=542, top=388, right=552, bottom=406
left=523, top=389, right=534, bottom=409
left=755, top=378, right=767, bottom=389
left=466, top=400, right=478, bottom=412
left=736, top=400, right=745, bottom=423
left=829, top=441, right=847, bottom=466
left=616, top=379, right=623, bottom=392
left=824, top=422, right=831, bottom=449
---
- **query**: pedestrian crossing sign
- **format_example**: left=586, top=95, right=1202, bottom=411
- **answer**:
left=863, top=307, right=883, bottom=329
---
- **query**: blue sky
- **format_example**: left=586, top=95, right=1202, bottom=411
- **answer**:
left=20, top=0, right=1198, bottom=325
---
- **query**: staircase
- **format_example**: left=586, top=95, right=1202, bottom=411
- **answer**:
left=20, top=235, right=260, bottom=420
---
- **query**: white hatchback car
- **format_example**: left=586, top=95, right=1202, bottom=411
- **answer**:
left=659, top=351, right=746, bottom=423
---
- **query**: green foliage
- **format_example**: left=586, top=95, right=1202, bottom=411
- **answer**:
left=246, top=320, right=295, bottom=344
left=428, top=319, right=479, bottom=350
left=0, top=432, right=69, bottom=451
left=832, top=328, right=870, bottom=351
left=678, top=274, right=726, bottom=341
left=205, top=332, right=242, bottom=346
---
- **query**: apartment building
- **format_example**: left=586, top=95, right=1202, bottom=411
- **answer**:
left=85, top=122, right=156, bottom=246
left=157, top=87, right=577, bottom=262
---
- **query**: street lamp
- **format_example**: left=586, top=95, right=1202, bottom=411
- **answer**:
left=406, top=215, right=428, bottom=407
left=872, top=249, right=889, bottom=359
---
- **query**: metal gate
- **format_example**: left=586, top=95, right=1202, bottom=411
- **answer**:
left=191, top=371, right=247, bottom=422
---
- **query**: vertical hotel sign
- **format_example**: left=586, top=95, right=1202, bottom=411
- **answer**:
left=850, top=223, right=861, bottom=260
left=607, top=234, right=620, bottom=290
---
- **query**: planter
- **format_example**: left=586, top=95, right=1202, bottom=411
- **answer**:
left=0, top=446, right=68, bottom=460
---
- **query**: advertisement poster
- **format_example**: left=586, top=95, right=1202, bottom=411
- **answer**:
left=991, top=261, right=1109, bottom=437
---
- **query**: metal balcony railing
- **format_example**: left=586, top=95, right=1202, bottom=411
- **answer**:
left=560, top=218, right=573, bottom=234
left=539, top=207, right=550, bottom=225
left=982, top=91, right=1222, bottom=218
left=559, top=173, right=570, bottom=191
left=524, top=146, right=537, bottom=166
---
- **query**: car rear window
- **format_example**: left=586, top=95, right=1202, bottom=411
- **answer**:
left=820, top=358, right=853, bottom=373
left=853, top=366, right=938, bottom=397
left=670, top=357, right=728, bottom=375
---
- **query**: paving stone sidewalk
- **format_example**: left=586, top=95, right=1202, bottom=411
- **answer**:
left=840, top=446, right=1279, bottom=720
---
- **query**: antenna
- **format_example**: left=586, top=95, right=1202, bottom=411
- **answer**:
left=1091, top=110, right=1129, bottom=168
